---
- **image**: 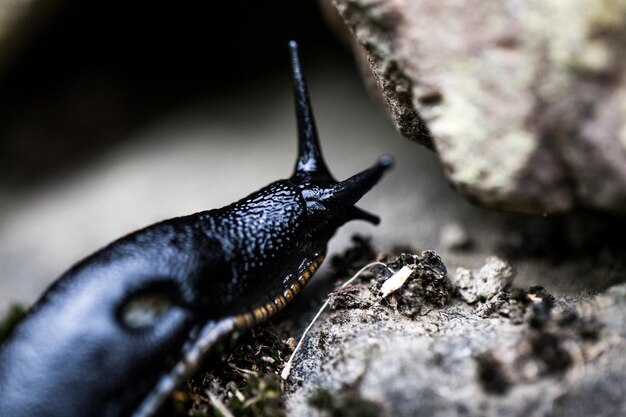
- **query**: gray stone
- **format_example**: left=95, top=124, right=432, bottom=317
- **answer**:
left=285, top=260, right=626, bottom=417
left=450, top=257, right=515, bottom=304
left=327, top=0, right=626, bottom=214
left=440, top=222, right=471, bottom=250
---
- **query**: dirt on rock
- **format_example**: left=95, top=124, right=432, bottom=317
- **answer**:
left=283, top=239, right=626, bottom=417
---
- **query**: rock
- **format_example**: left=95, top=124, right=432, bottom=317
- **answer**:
left=476, top=257, right=516, bottom=296
left=450, top=256, right=516, bottom=303
left=326, top=0, right=626, bottom=214
left=440, top=222, right=471, bottom=250
left=451, top=267, right=479, bottom=303
left=285, top=268, right=626, bottom=417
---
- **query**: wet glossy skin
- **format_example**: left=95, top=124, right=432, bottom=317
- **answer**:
left=0, top=41, right=393, bottom=417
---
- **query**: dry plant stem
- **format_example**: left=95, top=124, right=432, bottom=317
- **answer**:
left=281, top=261, right=392, bottom=380
left=381, top=265, right=414, bottom=297
left=207, top=391, right=235, bottom=417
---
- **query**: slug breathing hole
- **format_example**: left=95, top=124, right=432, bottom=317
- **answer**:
left=119, top=284, right=179, bottom=329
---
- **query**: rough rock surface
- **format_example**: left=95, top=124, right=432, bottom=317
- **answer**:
left=450, top=256, right=516, bottom=304
left=285, top=254, right=626, bottom=417
left=327, top=0, right=626, bottom=213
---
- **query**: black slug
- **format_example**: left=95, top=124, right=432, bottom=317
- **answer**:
left=0, top=41, right=393, bottom=417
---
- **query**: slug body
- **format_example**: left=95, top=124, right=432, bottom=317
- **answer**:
left=0, top=42, right=393, bottom=417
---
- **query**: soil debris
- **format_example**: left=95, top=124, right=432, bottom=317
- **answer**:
left=478, top=290, right=528, bottom=324
left=166, top=324, right=291, bottom=417
left=529, top=333, right=572, bottom=374
left=328, top=285, right=372, bottom=311
left=474, top=284, right=604, bottom=394
left=477, top=285, right=557, bottom=325
left=328, top=248, right=452, bottom=319
left=450, top=256, right=515, bottom=304
left=377, top=251, right=451, bottom=315
left=475, top=353, right=511, bottom=395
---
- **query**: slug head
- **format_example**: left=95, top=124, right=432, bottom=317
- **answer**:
left=288, top=40, right=394, bottom=234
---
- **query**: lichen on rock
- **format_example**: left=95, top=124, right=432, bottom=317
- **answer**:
left=327, top=0, right=626, bottom=214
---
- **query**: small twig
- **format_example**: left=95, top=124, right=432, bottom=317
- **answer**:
left=281, top=261, right=392, bottom=380
left=207, top=391, right=235, bottom=417
left=227, top=363, right=257, bottom=376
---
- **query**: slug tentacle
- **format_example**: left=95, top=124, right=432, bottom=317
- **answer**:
left=331, top=155, right=395, bottom=208
left=289, top=40, right=333, bottom=180
left=347, top=206, right=381, bottom=225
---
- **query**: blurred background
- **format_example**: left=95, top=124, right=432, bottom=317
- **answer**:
left=0, top=0, right=624, bottom=314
